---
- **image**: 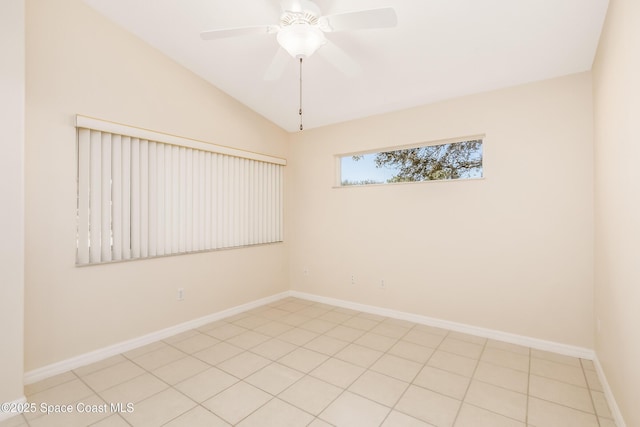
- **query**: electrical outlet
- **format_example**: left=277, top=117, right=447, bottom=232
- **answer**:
left=379, top=279, right=385, bottom=288
left=351, top=274, right=356, bottom=285
left=177, top=288, right=185, bottom=301
left=303, top=267, right=309, bottom=276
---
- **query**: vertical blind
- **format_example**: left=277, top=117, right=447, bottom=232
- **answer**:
left=76, top=115, right=285, bottom=265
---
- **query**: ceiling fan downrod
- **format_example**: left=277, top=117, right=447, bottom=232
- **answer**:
left=299, top=57, right=304, bottom=131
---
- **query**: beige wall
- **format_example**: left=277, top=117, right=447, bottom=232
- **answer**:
left=24, top=0, right=288, bottom=371
left=593, top=0, right=640, bottom=424
left=289, top=73, right=595, bottom=348
left=0, top=0, right=26, bottom=407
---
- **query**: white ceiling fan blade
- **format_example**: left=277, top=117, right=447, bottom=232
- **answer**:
left=264, top=48, right=291, bottom=81
left=317, top=40, right=361, bottom=77
left=200, top=25, right=278, bottom=40
left=321, top=7, right=397, bottom=32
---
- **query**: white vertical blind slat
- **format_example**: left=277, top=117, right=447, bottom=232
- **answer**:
left=112, top=135, right=122, bottom=261
left=140, top=139, right=149, bottom=258
left=186, top=148, right=193, bottom=252
left=156, top=143, right=165, bottom=256
left=89, top=130, right=102, bottom=263
left=77, top=129, right=90, bottom=264
left=148, top=141, right=157, bottom=257
left=130, top=138, right=141, bottom=258
left=101, top=133, right=112, bottom=262
left=121, top=137, right=131, bottom=260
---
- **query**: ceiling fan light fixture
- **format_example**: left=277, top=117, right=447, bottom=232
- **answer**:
left=277, top=24, right=326, bottom=58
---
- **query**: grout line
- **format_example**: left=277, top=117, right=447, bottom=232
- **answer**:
left=450, top=336, right=487, bottom=426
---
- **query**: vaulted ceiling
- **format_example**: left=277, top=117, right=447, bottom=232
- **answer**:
left=83, top=0, right=609, bottom=132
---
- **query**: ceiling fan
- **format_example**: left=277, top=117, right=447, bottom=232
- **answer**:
left=200, top=0, right=397, bottom=80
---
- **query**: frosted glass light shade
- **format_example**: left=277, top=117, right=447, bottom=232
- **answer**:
left=277, top=24, right=326, bottom=58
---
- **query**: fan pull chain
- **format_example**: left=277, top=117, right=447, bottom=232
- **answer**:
left=299, top=57, right=303, bottom=131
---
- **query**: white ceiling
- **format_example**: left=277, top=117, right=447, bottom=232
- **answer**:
left=82, top=0, right=609, bottom=132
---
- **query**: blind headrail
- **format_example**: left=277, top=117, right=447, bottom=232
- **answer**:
left=76, top=115, right=287, bottom=166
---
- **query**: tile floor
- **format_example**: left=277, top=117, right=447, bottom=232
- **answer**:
left=1, top=297, right=616, bottom=427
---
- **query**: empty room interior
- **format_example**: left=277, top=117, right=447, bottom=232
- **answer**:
left=1, top=0, right=639, bottom=426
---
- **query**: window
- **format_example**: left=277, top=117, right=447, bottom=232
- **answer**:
left=339, top=138, right=483, bottom=186
left=75, top=115, right=285, bottom=265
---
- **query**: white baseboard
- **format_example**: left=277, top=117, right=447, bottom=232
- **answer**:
left=23, top=292, right=289, bottom=385
left=0, top=396, right=27, bottom=422
left=593, top=356, right=627, bottom=427
left=290, top=291, right=595, bottom=359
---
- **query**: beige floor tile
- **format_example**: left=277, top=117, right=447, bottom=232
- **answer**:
left=402, top=329, right=446, bottom=348
left=528, top=396, right=599, bottom=427
left=193, top=342, right=244, bottom=365
left=599, top=417, right=617, bottom=427
left=454, top=403, right=525, bottom=427
left=591, top=390, right=613, bottom=418
left=250, top=338, right=297, bottom=360
left=371, top=354, right=422, bottom=382
left=348, top=370, right=409, bottom=407
left=304, top=335, right=350, bottom=356
left=388, top=340, right=434, bottom=364
left=369, top=323, right=410, bottom=339
left=581, top=358, right=596, bottom=371
left=232, top=315, right=269, bottom=329
left=245, top=363, right=304, bottom=395
left=169, top=333, right=218, bottom=354
left=531, top=349, right=582, bottom=367
left=29, top=394, right=111, bottom=427
left=334, top=343, right=383, bottom=367
left=473, top=361, right=528, bottom=393
left=237, top=398, right=314, bottom=427
left=163, top=405, right=230, bottom=427
left=427, top=350, right=478, bottom=377
left=529, top=375, right=593, bottom=413
left=73, top=355, right=127, bottom=378
left=90, top=414, right=130, bottom=426
left=439, top=337, right=484, bottom=359
left=464, top=380, right=526, bottom=421
left=0, top=415, right=27, bottom=427
left=278, top=348, right=329, bottom=373
left=310, top=357, right=366, bottom=388
left=28, top=378, right=95, bottom=405
left=259, top=308, right=289, bottom=320
left=25, top=371, right=78, bottom=396
left=343, top=316, right=379, bottom=331
left=585, top=369, right=603, bottom=391
left=253, top=321, right=293, bottom=337
left=381, top=410, right=436, bottom=426
left=300, top=318, right=339, bottom=334
left=132, top=346, right=186, bottom=371
left=204, top=323, right=248, bottom=340
left=217, top=352, right=271, bottom=379
left=196, top=320, right=227, bottom=334
left=279, top=376, right=343, bottom=415
left=277, top=328, right=319, bottom=346
left=530, top=358, right=587, bottom=387
left=320, top=391, right=390, bottom=427
left=447, top=331, right=487, bottom=345
left=280, top=313, right=313, bottom=327
left=354, top=332, right=398, bottom=352
left=481, top=348, right=529, bottom=373
left=308, top=418, right=333, bottom=427
left=226, top=330, right=271, bottom=350
left=485, top=340, right=530, bottom=355
left=123, top=341, right=167, bottom=360
left=120, top=388, right=195, bottom=426
left=278, top=301, right=310, bottom=312
left=174, top=367, right=238, bottom=402
left=325, top=325, right=366, bottom=342
left=356, top=312, right=388, bottom=322
left=99, top=373, right=168, bottom=404
left=318, top=311, right=352, bottom=324
left=297, top=306, right=332, bottom=319
left=202, top=382, right=271, bottom=425
left=152, top=355, right=210, bottom=385
left=395, top=384, right=461, bottom=427
left=163, top=329, right=200, bottom=345
left=414, top=366, right=471, bottom=400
